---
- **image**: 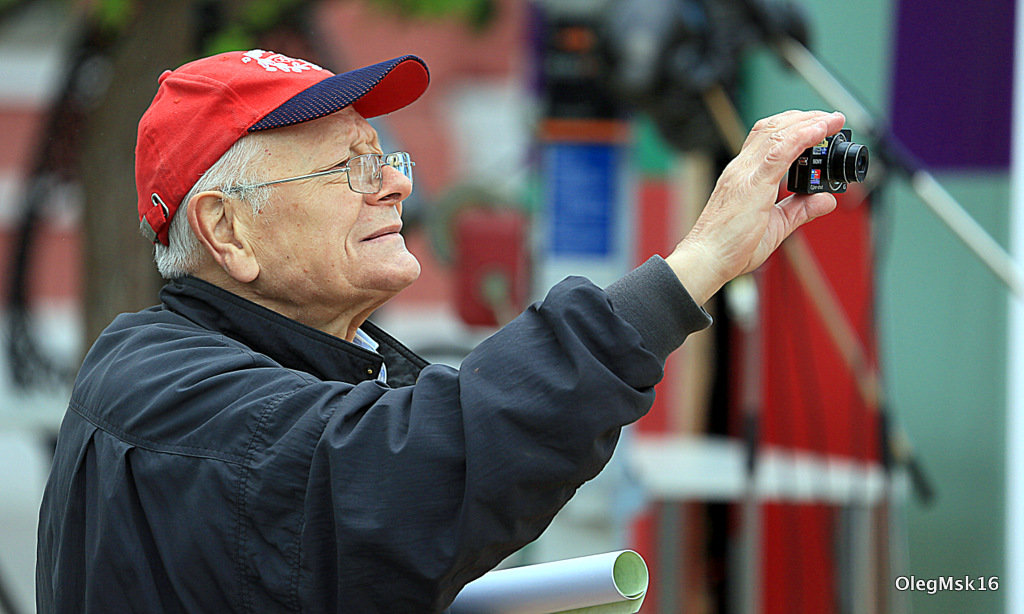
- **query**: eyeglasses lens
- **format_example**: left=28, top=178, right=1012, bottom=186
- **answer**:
left=385, top=152, right=414, bottom=183
left=348, top=152, right=413, bottom=194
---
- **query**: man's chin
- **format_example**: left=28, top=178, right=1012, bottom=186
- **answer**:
left=381, top=254, right=422, bottom=293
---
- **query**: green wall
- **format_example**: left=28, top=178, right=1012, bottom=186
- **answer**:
left=738, top=2, right=1008, bottom=612
left=877, top=173, right=1007, bottom=613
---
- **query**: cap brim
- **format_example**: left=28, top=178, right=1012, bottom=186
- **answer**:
left=249, top=55, right=429, bottom=132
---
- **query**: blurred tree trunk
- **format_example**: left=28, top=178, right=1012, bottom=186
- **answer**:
left=79, top=1, right=194, bottom=347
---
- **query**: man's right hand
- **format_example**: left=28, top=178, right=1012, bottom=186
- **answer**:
left=665, top=109, right=847, bottom=305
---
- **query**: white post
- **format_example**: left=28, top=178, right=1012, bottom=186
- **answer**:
left=1005, top=1, right=1024, bottom=612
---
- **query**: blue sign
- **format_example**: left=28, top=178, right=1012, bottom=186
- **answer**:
left=543, top=143, right=621, bottom=256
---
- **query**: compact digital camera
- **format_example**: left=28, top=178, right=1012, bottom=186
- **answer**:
left=786, top=129, right=869, bottom=194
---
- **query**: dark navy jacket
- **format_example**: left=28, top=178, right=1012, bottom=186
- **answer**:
left=36, top=257, right=710, bottom=613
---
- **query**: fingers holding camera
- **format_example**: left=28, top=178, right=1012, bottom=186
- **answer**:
left=775, top=192, right=839, bottom=231
left=664, top=110, right=845, bottom=306
left=752, top=111, right=846, bottom=185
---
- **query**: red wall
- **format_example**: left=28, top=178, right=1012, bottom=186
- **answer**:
left=757, top=189, right=880, bottom=614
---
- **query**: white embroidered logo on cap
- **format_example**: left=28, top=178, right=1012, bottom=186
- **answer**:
left=241, top=50, right=323, bottom=73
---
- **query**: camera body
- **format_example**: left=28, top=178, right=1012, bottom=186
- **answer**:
left=787, top=129, right=869, bottom=194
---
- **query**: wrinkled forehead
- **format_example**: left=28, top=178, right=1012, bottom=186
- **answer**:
left=257, top=107, right=381, bottom=167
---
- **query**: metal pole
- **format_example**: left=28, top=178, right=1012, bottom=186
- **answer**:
left=776, top=37, right=1024, bottom=299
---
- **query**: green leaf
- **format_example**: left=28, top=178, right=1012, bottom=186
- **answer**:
left=204, top=24, right=256, bottom=55
left=95, top=0, right=134, bottom=32
left=366, top=0, right=495, bottom=28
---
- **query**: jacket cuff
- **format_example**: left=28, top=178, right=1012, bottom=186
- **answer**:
left=605, top=256, right=713, bottom=362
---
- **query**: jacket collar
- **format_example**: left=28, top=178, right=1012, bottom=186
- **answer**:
left=160, top=276, right=427, bottom=386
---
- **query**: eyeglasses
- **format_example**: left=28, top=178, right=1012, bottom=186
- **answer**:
left=228, top=151, right=414, bottom=195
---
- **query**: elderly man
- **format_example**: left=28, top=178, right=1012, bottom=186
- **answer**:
left=36, top=50, right=845, bottom=612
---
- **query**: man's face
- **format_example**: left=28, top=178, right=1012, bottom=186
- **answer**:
left=239, top=108, right=420, bottom=335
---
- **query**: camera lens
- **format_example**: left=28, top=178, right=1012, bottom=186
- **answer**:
left=831, top=140, right=869, bottom=184
left=844, top=143, right=868, bottom=183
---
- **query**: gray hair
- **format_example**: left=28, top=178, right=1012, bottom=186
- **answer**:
left=152, top=133, right=273, bottom=279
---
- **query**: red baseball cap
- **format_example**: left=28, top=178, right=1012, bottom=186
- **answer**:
left=136, top=49, right=430, bottom=245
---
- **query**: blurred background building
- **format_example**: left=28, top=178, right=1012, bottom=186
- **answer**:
left=0, top=0, right=1015, bottom=612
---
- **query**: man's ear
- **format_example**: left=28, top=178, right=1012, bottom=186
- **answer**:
left=187, top=191, right=260, bottom=283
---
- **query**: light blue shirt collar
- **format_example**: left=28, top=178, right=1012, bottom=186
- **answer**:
left=352, top=328, right=387, bottom=384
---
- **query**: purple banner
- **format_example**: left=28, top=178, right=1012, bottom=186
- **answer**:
left=890, top=1, right=1015, bottom=170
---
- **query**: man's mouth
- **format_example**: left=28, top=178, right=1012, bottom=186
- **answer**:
left=362, top=224, right=402, bottom=241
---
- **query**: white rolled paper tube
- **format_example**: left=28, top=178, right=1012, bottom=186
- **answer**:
left=449, top=550, right=649, bottom=614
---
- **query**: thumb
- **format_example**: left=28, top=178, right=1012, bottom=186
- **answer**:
left=775, top=192, right=838, bottom=236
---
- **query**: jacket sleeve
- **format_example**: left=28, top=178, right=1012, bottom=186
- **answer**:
left=300, top=256, right=711, bottom=611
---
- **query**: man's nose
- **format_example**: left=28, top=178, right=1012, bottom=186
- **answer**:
left=365, top=165, right=412, bottom=206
